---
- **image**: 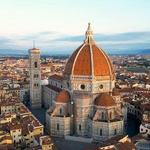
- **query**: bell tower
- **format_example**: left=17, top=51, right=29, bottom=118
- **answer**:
left=28, top=46, right=41, bottom=108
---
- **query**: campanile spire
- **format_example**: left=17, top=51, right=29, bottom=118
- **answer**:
left=33, top=40, right=35, bottom=49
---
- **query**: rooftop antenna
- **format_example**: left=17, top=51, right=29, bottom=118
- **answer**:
left=33, top=40, right=35, bottom=48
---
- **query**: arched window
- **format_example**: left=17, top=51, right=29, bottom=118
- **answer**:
left=100, top=129, right=102, bottom=136
left=109, top=112, right=112, bottom=120
left=34, top=62, right=37, bottom=68
left=57, top=123, right=59, bottom=131
left=114, top=129, right=117, bottom=135
left=79, top=124, right=81, bottom=131
left=60, top=108, right=62, bottom=114
left=102, top=112, right=104, bottom=120
left=34, top=74, right=39, bottom=78
left=34, top=83, right=39, bottom=87
left=67, top=82, right=69, bottom=88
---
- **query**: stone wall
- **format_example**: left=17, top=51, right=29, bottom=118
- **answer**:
left=92, top=120, right=124, bottom=141
left=42, top=85, right=59, bottom=108
left=49, top=116, right=73, bottom=137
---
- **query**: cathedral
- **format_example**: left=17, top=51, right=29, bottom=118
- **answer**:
left=43, top=23, right=125, bottom=141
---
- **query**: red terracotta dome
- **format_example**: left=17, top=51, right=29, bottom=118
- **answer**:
left=55, top=90, right=70, bottom=103
left=95, top=93, right=116, bottom=107
left=64, top=23, right=115, bottom=79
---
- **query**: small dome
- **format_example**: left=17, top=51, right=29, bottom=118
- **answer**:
left=55, top=90, right=70, bottom=103
left=95, top=93, right=116, bottom=107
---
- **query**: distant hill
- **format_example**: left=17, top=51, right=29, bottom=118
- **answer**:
left=107, top=49, right=150, bottom=55
left=0, top=48, right=150, bottom=56
left=0, top=49, right=28, bottom=55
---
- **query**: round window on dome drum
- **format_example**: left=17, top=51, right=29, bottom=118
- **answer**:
left=99, top=84, right=103, bottom=89
left=80, top=84, right=85, bottom=90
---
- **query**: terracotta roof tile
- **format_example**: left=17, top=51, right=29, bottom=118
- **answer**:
left=115, top=141, right=136, bottom=150
left=49, top=74, right=64, bottom=81
left=55, top=90, right=70, bottom=103
left=46, top=85, right=62, bottom=93
left=64, top=44, right=83, bottom=76
left=92, top=45, right=114, bottom=78
left=95, top=93, right=116, bottom=107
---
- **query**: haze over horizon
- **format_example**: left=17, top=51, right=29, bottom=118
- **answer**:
left=0, top=0, right=150, bottom=54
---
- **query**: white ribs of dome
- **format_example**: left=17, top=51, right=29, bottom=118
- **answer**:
left=71, top=23, right=114, bottom=79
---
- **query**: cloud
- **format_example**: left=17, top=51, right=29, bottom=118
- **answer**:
left=0, top=36, right=13, bottom=44
left=19, top=31, right=60, bottom=41
left=54, top=31, right=150, bottom=42
left=0, top=31, right=150, bottom=54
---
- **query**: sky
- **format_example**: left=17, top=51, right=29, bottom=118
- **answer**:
left=0, top=0, right=150, bottom=54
